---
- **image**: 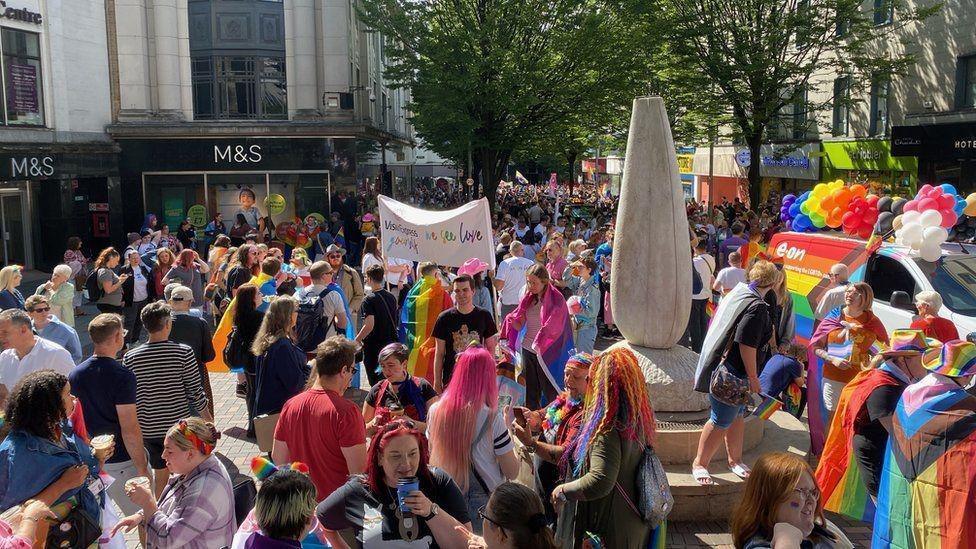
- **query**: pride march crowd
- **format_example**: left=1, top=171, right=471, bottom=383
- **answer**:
left=0, top=178, right=972, bottom=549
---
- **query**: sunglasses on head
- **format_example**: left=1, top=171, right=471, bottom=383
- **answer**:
left=381, top=418, right=416, bottom=432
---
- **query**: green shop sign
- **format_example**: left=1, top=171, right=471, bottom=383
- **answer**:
left=821, top=139, right=917, bottom=172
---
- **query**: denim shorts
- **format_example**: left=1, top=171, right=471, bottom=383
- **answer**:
left=708, top=393, right=746, bottom=429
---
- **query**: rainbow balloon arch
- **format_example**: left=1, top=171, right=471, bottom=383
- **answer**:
left=780, top=181, right=976, bottom=261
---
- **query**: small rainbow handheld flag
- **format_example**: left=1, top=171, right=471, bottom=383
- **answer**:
left=752, top=394, right=783, bottom=420
left=782, top=382, right=804, bottom=418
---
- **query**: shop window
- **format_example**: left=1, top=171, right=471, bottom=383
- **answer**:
left=869, top=77, right=889, bottom=136
left=832, top=76, right=850, bottom=136
left=958, top=55, right=976, bottom=109
left=191, top=55, right=286, bottom=119
left=0, top=29, right=43, bottom=126
left=873, top=0, right=893, bottom=25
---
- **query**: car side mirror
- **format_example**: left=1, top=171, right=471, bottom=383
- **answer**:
left=967, top=332, right=976, bottom=344
left=890, top=291, right=916, bottom=313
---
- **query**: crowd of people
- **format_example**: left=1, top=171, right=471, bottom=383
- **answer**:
left=0, top=181, right=971, bottom=549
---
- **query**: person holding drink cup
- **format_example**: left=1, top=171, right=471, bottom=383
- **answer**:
left=112, top=417, right=236, bottom=548
left=317, top=419, right=472, bottom=548
left=363, top=343, right=439, bottom=436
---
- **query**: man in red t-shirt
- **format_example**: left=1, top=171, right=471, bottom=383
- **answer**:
left=272, top=336, right=366, bottom=501
left=911, top=291, right=959, bottom=343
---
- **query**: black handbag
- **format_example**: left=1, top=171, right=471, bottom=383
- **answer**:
left=232, top=475, right=257, bottom=527
left=223, top=327, right=250, bottom=369
left=46, top=505, right=101, bottom=548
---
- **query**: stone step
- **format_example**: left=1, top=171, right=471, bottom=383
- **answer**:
left=655, top=410, right=765, bottom=464
left=663, top=411, right=810, bottom=521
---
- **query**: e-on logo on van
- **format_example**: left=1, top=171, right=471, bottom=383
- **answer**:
left=774, top=242, right=807, bottom=262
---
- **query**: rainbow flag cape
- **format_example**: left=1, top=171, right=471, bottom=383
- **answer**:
left=752, top=395, right=782, bottom=420
left=208, top=272, right=273, bottom=372
left=815, top=366, right=902, bottom=523
left=738, top=236, right=765, bottom=266
left=502, top=283, right=575, bottom=399
left=398, top=276, right=452, bottom=383
left=872, top=375, right=976, bottom=548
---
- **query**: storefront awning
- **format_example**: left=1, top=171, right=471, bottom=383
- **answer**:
left=892, top=122, right=976, bottom=160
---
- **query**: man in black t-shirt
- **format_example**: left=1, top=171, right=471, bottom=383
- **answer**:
left=356, top=264, right=400, bottom=386
left=431, top=274, right=498, bottom=392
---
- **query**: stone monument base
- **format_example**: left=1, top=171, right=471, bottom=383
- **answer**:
left=609, top=340, right=709, bottom=413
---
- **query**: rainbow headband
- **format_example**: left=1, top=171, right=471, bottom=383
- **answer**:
left=250, top=456, right=310, bottom=481
left=176, top=419, right=215, bottom=455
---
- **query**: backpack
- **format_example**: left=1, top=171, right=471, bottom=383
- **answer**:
left=295, top=287, right=337, bottom=352
left=615, top=445, right=673, bottom=527
left=85, top=269, right=103, bottom=303
left=691, top=262, right=703, bottom=295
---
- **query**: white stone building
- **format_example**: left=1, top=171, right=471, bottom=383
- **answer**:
left=106, top=0, right=412, bottom=246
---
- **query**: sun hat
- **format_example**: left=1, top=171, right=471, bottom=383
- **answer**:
left=880, top=329, right=937, bottom=357
left=924, top=339, right=976, bottom=378
left=325, top=243, right=346, bottom=256
left=362, top=213, right=375, bottom=222
left=457, top=258, right=489, bottom=277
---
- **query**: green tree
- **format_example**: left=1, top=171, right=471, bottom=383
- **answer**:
left=358, top=0, right=651, bottom=210
left=652, top=0, right=939, bottom=209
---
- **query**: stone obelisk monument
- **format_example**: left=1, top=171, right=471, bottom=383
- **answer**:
left=609, top=97, right=708, bottom=412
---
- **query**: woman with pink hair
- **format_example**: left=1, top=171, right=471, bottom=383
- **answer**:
left=426, top=346, right=520, bottom=534
left=163, top=248, right=211, bottom=307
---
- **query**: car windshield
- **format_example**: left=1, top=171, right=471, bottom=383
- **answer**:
left=916, top=255, right=976, bottom=317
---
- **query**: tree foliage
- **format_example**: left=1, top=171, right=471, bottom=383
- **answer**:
left=357, top=0, right=651, bottom=209
left=651, top=0, right=940, bottom=208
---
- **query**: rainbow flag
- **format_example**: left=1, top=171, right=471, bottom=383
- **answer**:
left=752, top=395, right=782, bottom=420
left=208, top=272, right=273, bottom=372
left=333, top=226, right=346, bottom=248
left=815, top=368, right=901, bottom=523
left=872, top=377, right=976, bottom=547
left=738, top=236, right=766, bottom=267
left=398, top=276, right=452, bottom=383
left=782, top=381, right=804, bottom=417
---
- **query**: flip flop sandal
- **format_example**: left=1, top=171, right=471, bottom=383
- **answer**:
left=692, top=466, right=713, bottom=486
left=729, top=463, right=751, bottom=479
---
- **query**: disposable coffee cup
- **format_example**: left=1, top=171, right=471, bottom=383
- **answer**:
left=124, top=476, right=151, bottom=491
left=396, top=476, right=419, bottom=513
left=90, top=434, right=114, bottom=450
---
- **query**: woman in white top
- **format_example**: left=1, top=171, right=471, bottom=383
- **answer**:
left=427, top=346, right=519, bottom=535
left=361, top=236, right=384, bottom=277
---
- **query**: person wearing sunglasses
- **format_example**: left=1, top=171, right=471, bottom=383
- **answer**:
left=731, top=452, right=849, bottom=548
left=317, top=418, right=473, bottom=548
left=24, top=295, right=82, bottom=364
left=814, top=263, right=849, bottom=320
left=325, top=244, right=364, bottom=327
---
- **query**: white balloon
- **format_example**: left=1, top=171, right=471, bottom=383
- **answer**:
left=923, top=225, right=949, bottom=245
left=901, top=222, right=924, bottom=247
left=919, top=209, right=943, bottom=228
left=920, top=244, right=943, bottom=262
left=902, top=210, right=921, bottom=225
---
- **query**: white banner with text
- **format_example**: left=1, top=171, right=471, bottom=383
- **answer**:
left=378, top=195, right=496, bottom=269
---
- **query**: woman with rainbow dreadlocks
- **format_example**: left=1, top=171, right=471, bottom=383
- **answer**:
left=551, top=347, right=663, bottom=549
left=511, top=352, right=593, bottom=521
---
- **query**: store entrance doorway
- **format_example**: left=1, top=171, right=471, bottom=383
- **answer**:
left=0, top=191, right=27, bottom=266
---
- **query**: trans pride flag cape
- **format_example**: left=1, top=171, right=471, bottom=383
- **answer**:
left=815, top=362, right=905, bottom=523
left=872, top=374, right=976, bottom=549
left=208, top=272, right=272, bottom=372
left=502, top=283, right=575, bottom=396
left=399, top=276, right=452, bottom=383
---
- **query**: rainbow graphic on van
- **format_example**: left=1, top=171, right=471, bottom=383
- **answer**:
left=768, top=232, right=894, bottom=455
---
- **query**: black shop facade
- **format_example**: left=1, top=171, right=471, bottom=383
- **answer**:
left=115, top=137, right=359, bottom=241
left=891, top=121, right=976, bottom=193
left=0, top=143, right=119, bottom=271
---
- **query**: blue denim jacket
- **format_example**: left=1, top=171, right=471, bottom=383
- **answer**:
left=0, top=422, right=100, bottom=517
left=573, top=275, right=600, bottom=328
